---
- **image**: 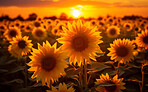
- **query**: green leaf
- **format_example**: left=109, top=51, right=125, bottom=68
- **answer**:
left=88, top=62, right=111, bottom=72
left=7, top=66, right=25, bottom=74
left=65, top=67, right=82, bottom=77
left=0, top=69, right=8, bottom=74
left=95, top=83, right=116, bottom=87
left=2, top=79, right=24, bottom=84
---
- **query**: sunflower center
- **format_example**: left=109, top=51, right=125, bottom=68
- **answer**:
left=34, top=22, right=41, bottom=27
left=35, top=29, right=43, bottom=37
left=135, top=27, right=138, bottom=31
left=92, top=21, right=96, bottom=25
left=54, top=29, right=58, bottom=34
left=116, top=46, right=129, bottom=57
left=126, top=25, right=130, bottom=28
left=143, top=36, right=148, bottom=44
left=104, top=80, right=117, bottom=92
left=109, top=28, right=116, bottom=35
left=41, top=55, right=56, bottom=71
left=26, top=26, right=31, bottom=30
left=0, top=26, right=4, bottom=29
left=9, top=30, right=17, bottom=37
left=71, top=35, right=88, bottom=52
left=18, top=40, right=27, bottom=49
left=59, top=25, right=63, bottom=30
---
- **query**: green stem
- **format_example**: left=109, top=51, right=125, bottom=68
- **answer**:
left=24, top=57, right=28, bottom=87
left=83, top=59, right=88, bottom=91
left=141, top=65, right=145, bottom=92
left=116, top=62, right=120, bottom=76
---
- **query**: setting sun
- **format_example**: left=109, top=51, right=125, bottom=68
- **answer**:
left=72, top=9, right=80, bottom=17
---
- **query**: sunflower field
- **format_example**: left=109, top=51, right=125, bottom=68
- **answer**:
left=0, top=16, right=148, bottom=92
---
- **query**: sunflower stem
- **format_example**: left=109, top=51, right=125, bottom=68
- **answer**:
left=141, top=64, right=145, bottom=92
left=24, top=56, right=28, bottom=87
left=116, top=62, right=120, bottom=76
left=83, top=59, right=88, bottom=91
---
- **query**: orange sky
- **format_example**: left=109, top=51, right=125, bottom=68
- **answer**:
left=0, top=0, right=148, bottom=18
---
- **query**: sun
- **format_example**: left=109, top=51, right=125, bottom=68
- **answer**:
left=72, top=9, right=80, bottom=17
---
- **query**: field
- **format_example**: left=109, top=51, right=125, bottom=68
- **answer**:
left=0, top=16, right=148, bottom=92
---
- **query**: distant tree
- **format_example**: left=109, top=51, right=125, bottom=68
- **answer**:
left=43, top=16, right=57, bottom=20
left=26, top=13, right=37, bottom=21
left=59, top=12, right=68, bottom=20
left=14, top=15, right=24, bottom=21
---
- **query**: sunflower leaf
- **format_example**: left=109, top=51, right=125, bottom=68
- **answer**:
left=95, top=83, right=116, bottom=87
left=1, top=79, right=24, bottom=85
left=65, top=67, right=82, bottom=77
left=88, top=62, right=111, bottom=72
left=7, top=66, right=25, bottom=74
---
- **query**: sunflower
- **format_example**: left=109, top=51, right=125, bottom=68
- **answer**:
left=57, top=20, right=103, bottom=65
left=123, top=22, right=133, bottom=31
left=95, top=73, right=126, bottom=92
left=106, top=26, right=120, bottom=38
left=51, top=27, right=61, bottom=36
left=107, top=39, right=134, bottom=64
left=47, top=83, right=75, bottom=92
left=0, top=24, right=7, bottom=37
left=8, top=36, right=33, bottom=58
left=136, top=30, right=148, bottom=49
left=32, top=27, right=47, bottom=40
left=4, top=27, right=21, bottom=41
left=28, top=41, right=68, bottom=86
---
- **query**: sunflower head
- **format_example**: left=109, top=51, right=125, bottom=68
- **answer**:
left=8, top=35, right=33, bottom=58
left=4, top=27, right=21, bottom=41
left=28, top=41, right=68, bottom=86
left=57, top=20, right=103, bottom=65
left=106, top=26, right=120, bottom=38
left=47, top=83, right=75, bottom=92
left=32, top=27, right=47, bottom=40
left=136, top=30, right=148, bottom=49
left=123, top=22, right=133, bottom=31
left=107, top=39, right=135, bottom=63
left=95, top=73, right=126, bottom=92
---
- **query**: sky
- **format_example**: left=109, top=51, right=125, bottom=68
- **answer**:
left=0, top=0, right=148, bottom=18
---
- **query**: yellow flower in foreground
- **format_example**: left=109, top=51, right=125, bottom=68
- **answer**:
left=57, top=20, right=103, bottom=65
left=106, top=26, right=120, bottom=38
left=28, top=41, right=68, bottom=86
left=107, top=39, right=134, bottom=64
left=47, top=83, right=75, bottom=92
left=136, top=30, right=148, bottom=49
left=95, top=73, right=126, bottom=92
left=8, top=36, right=33, bottom=58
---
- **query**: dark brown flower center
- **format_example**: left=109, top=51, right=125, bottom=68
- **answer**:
left=0, top=26, right=4, bottom=29
left=99, top=22, right=104, bottom=26
left=143, top=36, right=148, bottom=44
left=41, top=55, right=56, bottom=71
left=26, top=26, right=31, bottom=30
left=92, top=21, right=96, bottom=25
left=126, top=24, right=130, bottom=28
left=59, top=25, right=63, bottom=30
left=109, top=28, right=116, bottom=35
left=54, top=29, right=58, bottom=34
left=18, top=40, right=26, bottom=49
left=35, top=29, right=43, bottom=37
left=16, top=23, right=20, bottom=27
left=116, top=46, right=129, bottom=57
left=104, top=81, right=117, bottom=92
left=71, top=35, right=88, bottom=52
left=135, top=27, right=139, bottom=31
left=9, top=29, right=17, bottom=37
left=34, top=22, right=41, bottom=27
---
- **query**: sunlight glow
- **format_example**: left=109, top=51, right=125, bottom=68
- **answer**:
left=72, top=10, right=80, bottom=17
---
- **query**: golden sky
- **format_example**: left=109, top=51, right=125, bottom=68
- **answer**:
left=0, top=0, right=148, bottom=18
